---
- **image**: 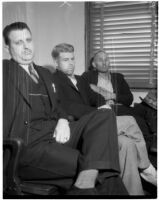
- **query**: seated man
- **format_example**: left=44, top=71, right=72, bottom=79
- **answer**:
left=82, top=50, right=153, bottom=149
left=134, top=89, right=157, bottom=153
left=3, top=22, right=127, bottom=196
left=51, top=43, right=157, bottom=194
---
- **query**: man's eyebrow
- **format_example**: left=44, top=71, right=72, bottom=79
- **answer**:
left=14, top=39, right=22, bottom=43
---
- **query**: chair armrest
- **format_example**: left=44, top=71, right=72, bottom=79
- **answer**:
left=3, top=138, right=24, bottom=194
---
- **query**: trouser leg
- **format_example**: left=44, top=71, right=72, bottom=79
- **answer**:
left=68, top=109, right=120, bottom=176
left=19, top=142, right=79, bottom=189
left=113, top=105, right=152, bottom=148
left=117, top=116, right=150, bottom=169
left=20, top=110, right=120, bottom=190
left=118, top=135, right=144, bottom=195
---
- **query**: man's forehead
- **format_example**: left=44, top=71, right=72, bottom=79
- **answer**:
left=59, top=52, right=74, bottom=58
left=9, top=29, right=32, bottom=40
left=95, top=52, right=108, bottom=60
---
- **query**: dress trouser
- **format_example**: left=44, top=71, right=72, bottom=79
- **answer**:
left=19, top=109, right=122, bottom=191
left=117, top=115, right=150, bottom=169
left=113, top=105, right=152, bottom=149
left=118, top=135, right=144, bottom=195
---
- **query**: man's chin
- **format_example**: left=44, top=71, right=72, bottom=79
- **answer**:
left=66, top=72, right=74, bottom=76
left=22, top=57, right=34, bottom=64
left=19, top=60, right=33, bottom=65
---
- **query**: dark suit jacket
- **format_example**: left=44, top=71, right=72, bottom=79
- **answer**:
left=81, top=70, right=133, bottom=107
left=52, top=70, right=106, bottom=120
left=3, top=59, right=67, bottom=145
left=3, top=60, right=81, bottom=184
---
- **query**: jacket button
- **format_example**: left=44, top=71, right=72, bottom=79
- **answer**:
left=24, top=121, right=28, bottom=125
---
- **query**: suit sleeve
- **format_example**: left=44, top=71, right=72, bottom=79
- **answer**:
left=79, top=75, right=106, bottom=107
left=115, top=74, right=133, bottom=106
left=55, top=83, right=96, bottom=120
left=55, top=95, right=71, bottom=120
left=3, top=63, right=16, bottom=139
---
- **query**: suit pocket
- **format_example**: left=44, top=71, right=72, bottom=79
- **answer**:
left=29, top=93, right=48, bottom=97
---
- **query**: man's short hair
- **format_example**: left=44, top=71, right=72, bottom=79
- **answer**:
left=93, top=50, right=107, bottom=61
left=52, top=43, right=74, bottom=59
left=3, top=22, right=31, bottom=45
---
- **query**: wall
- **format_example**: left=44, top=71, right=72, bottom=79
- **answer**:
left=3, top=2, right=85, bottom=74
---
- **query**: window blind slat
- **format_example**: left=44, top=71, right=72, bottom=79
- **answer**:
left=93, top=23, right=151, bottom=30
left=92, top=1, right=149, bottom=8
left=91, top=33, right=151, bottom=39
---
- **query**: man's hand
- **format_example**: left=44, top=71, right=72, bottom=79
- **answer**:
left=53, top=119, right=70, bottom=144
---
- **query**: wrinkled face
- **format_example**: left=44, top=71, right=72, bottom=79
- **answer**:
left=93, top=52, right=110, bottom=73
left=56, top=52, right=75, bottom=76
left=7, top=28, right=34, bottom=65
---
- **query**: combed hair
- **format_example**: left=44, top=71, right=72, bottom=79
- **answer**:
left=51, top=43, right=74, bottom=59
left=3, top=22, right=31, bottom=45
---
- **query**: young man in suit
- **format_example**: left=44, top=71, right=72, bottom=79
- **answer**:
left=51, top=43, right=157, bottom=195
left=3, top=22, right=128, bottom=196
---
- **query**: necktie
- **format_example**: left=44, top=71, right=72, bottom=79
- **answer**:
left=28, top=65, right=39, bottom=83
left=69, top=76, right=78, bottom=90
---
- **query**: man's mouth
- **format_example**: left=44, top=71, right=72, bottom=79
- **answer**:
left=24, top=50, right=32, bottom=55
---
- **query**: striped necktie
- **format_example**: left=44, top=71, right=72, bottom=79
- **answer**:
left=28, top=65, right=39, bottom=83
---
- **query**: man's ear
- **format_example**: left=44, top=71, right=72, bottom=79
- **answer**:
left=52, top=59, right=58, bottom=69
left=4, top=44, right=9, bottom=53
left=92, top=61, right=96, bottom=68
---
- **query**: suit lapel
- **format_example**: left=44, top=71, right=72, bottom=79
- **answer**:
left=8, top=60, right=31, bottom=108
left=57, top=70, right=79, bottom=92
left=75, top=75, right=90, bottom=104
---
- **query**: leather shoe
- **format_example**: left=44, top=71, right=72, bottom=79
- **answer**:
left=66, top=186, right=98, bottom=195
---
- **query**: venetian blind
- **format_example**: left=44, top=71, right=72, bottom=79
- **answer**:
left=86, top=1, right=158, bottom=88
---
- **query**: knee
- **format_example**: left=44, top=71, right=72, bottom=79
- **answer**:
left=96, top=109, right=116, bottom=122
left=127, top=116, right=137, bottom=125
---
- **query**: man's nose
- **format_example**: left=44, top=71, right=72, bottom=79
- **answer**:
left=102, top=60, right=106, bottom=65
left=23, top=42, right=29, bottom=49
left=69, top=59, right=74, bottom=65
